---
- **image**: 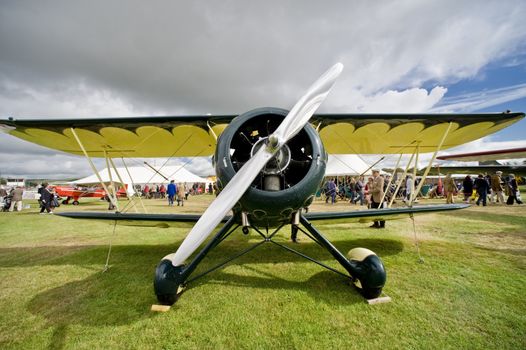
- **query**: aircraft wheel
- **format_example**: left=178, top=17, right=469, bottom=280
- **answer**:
left=347, top=248, right=386, bottom=299
left=72, top=200, right=80, bottom=205
left=154, top=257, right=185, bottom=305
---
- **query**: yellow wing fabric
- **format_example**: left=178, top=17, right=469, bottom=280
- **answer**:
left=0, top=112, right=523, bottom=157
left=0, top=115, right=233, bottom=158
left=313, top=112, right=524, bottom=154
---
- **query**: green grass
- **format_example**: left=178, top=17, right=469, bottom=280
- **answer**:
left=0, top=194, right=525, bottom=349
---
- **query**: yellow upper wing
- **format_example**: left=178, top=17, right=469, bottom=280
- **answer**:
left=0, top=115, right=233, bottom=158
left=313, top=112, right=524, bottom=154
left=0, top=112, right=523, bottom=157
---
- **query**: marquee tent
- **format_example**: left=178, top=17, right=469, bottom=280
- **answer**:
left=325, top=155, right=372, bottom=176
left=72, top=165, right=208, bottom=194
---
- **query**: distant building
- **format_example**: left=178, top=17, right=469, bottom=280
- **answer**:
left=6, top=178, right=25, bottom=187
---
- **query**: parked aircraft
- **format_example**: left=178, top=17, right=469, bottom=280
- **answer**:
left=0, top=63, right=523, bottom=305
left=52, top=185, right=127, bottom=205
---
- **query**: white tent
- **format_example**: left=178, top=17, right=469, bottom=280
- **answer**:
left=325, top=155, right=372, bottom=176
left=72, top=165, right=208, bottom=194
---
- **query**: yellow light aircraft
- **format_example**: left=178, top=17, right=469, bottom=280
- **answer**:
left=0, top=64, right=523, bottom=305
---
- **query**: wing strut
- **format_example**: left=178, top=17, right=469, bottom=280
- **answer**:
left=409, top=122, right=454, bottom=207
left=379, top=153, right=402, bottom=205
left=409, top=143, right=420, bottom=205
left=388, top=148, right=417, bottom=208
left=103, top=150, right=120, bottom=211
left=70, top=128, right=119, bottom=211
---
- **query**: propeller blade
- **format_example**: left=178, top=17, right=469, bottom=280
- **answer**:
left=170, top=63, right=344, bottom=266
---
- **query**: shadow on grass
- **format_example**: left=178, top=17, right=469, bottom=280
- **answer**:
left=0, top=238, right=403, bottom=268
left=435, top=209, right=526, bottom=227
left=192, top=269, right=366, bottom=306
left=28, top=261, right=155, bottom=349
left=22, top=237, right=401, bottom=348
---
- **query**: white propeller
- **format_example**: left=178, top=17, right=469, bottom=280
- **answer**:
left=170, top=63, right=344, bottom=266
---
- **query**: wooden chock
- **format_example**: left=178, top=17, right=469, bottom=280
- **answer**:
left=151, top=304, right=171, bottom=312
left=366, top=295, right=392, bottom=305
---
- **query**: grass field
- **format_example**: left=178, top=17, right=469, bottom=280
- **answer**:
left=0, top=194, right=525, bottom=349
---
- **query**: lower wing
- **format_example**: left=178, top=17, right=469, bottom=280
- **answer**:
left=56, top=204, right=467, bottom=227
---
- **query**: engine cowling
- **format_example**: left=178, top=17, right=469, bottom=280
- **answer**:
left=214, top=107, right=327, bottom=226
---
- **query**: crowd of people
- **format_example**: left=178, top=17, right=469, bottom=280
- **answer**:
left=322, top=170, right=523, bottom=211
left=324, top=170, right=388, bottom=228
left=452, top=172, right=523, bottom=206
left=324, top=172, right=421, bottom=208
left=0, top=185, right=24, bottom=212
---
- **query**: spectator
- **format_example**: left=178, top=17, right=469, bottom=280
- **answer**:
left=167, top=180, right=176, bottom=206
left=444, top=174, right=457, bottom=204
left=106, top=184, right=116, bottom=210
left=9, top=186, right=24, bottom=212
left=177, top=183, right=186, bottom=206
left=354, top=176, right=364, bottom=205
left=39, top=183, right=53, bottom=214
left=506, top=174, right=523, bottom=205
left=326, top=179, right=337, bottom=204
left=405, top=175, right=414, bottom=202
left=490, top=171, right=505, bottom=204
left=365, top=177, right=373, bottom=207
left=159, top=184, right=166, bottom=199
left=462, top=175, right=473, bottom=203
left=370, top=170, right=385, bottom=228
left=474, top=174, right=489, bottom=206
left=0, top=185, right=7, bottom=204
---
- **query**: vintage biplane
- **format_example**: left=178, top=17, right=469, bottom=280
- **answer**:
left=0, top=64, right=524, bottom=305
left=52, top=185, right=127, bottom=205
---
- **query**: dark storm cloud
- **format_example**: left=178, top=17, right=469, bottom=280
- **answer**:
left=1, top=0, right=526, bottom=177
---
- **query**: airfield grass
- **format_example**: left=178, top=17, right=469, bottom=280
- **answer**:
left=0, top=193, right=525, bottom=349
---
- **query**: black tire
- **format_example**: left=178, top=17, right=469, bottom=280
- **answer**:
left=361, top=286, right=382, bottom=299
left=156, top=293, right=179, bottom=306
left=62, top=200, right=69, bottom=205
left=72, top=200, right=80, bottom=205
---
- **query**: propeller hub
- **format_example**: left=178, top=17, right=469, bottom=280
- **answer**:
left=250, top=137, right=291, bottom=175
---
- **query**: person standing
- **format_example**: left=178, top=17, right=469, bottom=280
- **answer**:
left=105, top=184, right=116, bottom=210
left=9, top=186, right=24, bottom=212
left=39, top=183, right=53, bottom=214
left=355, top=176, right=364, bottom=205
left=490, top=171, right=505, bottom=204
left=444, top=174, right=457, bottom=204
left=462, top=175, right=473, bottom=203
left=474, top=174, right=489, bottom=206
left=370, top=170, right=385, bottom=228
left=167, top=180, right=176, bottom=206
left=176, top=183, right=185, bottom=206
left=0, top=185, right=7, bottom=204
left=327, top=179, right=337, bottom=204
left=159, top=184, right=166, bottom=199
left=405, top=175, right=414, bottom=202
left=506, top=174, right=523, bottom=205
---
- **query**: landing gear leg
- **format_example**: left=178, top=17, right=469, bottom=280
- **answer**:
left=299, top=215, right=386, bottom=299
left=154, top=217, right=237, bottom=305
left=291, top=225, right=299, bottom=243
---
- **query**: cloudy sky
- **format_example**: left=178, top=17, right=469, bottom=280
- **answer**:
left=1, top=0, right=525, bottom=178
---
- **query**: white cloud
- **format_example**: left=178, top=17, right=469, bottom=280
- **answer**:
left=1, top=0, right=526, bottom=177
left=431, top=83, right=526, bottom=113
